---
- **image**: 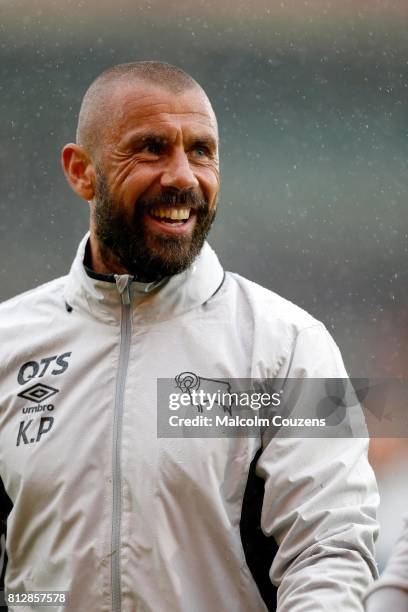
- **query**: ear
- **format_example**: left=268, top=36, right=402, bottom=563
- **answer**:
left=61, top=144, right=96, bottom=201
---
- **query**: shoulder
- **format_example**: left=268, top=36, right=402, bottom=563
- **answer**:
left=225, top=271, right=321, bottom=333
left=0, top=276, right=67, bottom=325
left=0, top=276, right=69, bottom=373
left=219, top=272, right=340, bottom=378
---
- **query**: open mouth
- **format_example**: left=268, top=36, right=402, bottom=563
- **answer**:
left=144, top=206, right=197, bottom=236
left=148, top=207, right=192, bottom=225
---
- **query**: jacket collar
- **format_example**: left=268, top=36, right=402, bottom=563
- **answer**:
left=64, top=233, right=224, bottom=324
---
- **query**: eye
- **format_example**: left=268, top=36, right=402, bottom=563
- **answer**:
left=143, top=141, right=163, bottom=155
left=192, top=145, right=210, bottom=158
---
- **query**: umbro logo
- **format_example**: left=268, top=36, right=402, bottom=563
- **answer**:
left=18, top=383, right=59, bottom=402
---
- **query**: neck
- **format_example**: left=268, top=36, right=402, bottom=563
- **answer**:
left=87, top=233, right=127, bottom=276
left=86, top=234, right=162, bottom=283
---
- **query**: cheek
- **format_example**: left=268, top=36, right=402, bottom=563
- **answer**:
left=199, top=168, right=220, bottom=204
left=120, top=169, right=159, bottom=205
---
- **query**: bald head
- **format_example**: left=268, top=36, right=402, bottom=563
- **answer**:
left=76, top=61, right=206, bottom=158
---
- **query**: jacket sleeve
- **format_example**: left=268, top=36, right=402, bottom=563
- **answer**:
left=256, top=323, right=379, bottom=611
left=364, top=514, right=408, bottom=611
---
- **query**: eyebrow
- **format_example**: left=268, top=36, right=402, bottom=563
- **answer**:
left=122, top=130, right=217, bottom=151
left=188, top=135, right=217, bottom=151
left=123, top=131, right=169, bottom=148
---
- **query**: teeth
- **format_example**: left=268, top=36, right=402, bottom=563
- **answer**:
left=152, top=207, right=191, bottom=221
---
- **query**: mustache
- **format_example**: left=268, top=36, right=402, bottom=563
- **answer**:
left=138, top=189, right=208, bottom=210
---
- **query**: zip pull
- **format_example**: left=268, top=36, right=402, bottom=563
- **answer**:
left=114, top=274, right=133, bottom=306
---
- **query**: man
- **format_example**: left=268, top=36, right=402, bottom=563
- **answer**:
left=0, top=61, right=378, bottom=611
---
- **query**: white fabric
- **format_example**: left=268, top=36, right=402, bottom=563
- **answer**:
left=366, top=587, right=408, bottom=612
left=365, top=514, right=408, bottom=610
left=0, top=234, right=379, bottom=611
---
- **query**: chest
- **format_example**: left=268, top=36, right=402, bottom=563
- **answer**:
left=0, top=313, right=259, bottom=505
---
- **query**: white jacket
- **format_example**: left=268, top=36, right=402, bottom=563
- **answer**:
left=0, top=235, right=378, bottom=612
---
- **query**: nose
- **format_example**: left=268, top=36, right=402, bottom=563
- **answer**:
left=160, top=149, right=199, bottom=191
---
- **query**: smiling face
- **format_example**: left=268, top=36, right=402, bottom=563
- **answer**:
left=72, top=81, right=220, bottom=280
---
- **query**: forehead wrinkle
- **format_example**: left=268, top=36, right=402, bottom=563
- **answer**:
left=116, top=110, right=215, bottom=123
left=116, top=112, right=217, bottom=141
left=100, top=82, right=218, bottom=153
left=115, top=104, right=216, bottom=123
left=113, top=110, right=216, bottom=144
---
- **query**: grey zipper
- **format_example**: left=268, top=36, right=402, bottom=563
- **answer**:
left=111, top=275, right=133, bottom=612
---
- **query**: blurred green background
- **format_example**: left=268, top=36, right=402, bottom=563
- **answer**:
left=1, top=0, right=407, bottom=375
